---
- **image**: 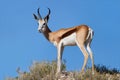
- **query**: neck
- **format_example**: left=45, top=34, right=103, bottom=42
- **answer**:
left=42, top=25, right=52, bottom=41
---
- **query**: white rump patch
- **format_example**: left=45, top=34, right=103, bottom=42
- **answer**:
left=86, top=27, right=93, bottom=40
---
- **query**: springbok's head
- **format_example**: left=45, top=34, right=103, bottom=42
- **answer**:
left=33, top=8, right=50, bottom=33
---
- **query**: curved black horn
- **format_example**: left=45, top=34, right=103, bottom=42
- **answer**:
left=37, top=8, right=42, bottom=19
left=47, top=8, right=51, bottom=16
left=44, top=8, right=51, bottom=22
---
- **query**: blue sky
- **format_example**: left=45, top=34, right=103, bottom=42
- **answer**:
left=0, top=0, right=120, bottom=79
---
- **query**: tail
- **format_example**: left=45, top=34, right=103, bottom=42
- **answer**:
left=90, top=28, right=94, bottom=39
left=86, top=28, right=94, bottom=40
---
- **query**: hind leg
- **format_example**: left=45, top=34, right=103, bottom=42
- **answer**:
left=76, top=29, right=90, bottom=73
left=86, top=38, right=94, bottom=74
left=87, top=44, right=94, bottom=74
left=76, top=41, right=89, bottom=73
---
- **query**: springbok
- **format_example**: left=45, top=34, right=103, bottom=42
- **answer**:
left=33, top=8, right=94, bottom=74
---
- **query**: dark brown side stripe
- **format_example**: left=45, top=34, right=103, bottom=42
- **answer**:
left=61, top=28, right=76, bottom=39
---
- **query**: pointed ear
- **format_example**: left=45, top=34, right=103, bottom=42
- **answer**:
left=44, top=15, right=49, bottom=23
left=33, top=14, right=39, bottom=20
left=44, top=8, right=51, bottom=23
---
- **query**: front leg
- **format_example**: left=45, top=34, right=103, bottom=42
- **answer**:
left=56, top=43, right=64, bottom=74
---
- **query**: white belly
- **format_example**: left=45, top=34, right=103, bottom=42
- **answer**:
left=60, top=33, right=76, bottom=46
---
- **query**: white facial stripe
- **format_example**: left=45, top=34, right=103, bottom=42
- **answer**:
left=60, top=33, right=76, bottom=46
left=38, top=19, right=46, bottom=31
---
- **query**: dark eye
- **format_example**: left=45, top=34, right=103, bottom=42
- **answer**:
left=43, top=23, right=46, bottom=25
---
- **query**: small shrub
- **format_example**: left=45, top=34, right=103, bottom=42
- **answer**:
left=6, top=62, right=120, bottom=80
left=95, top=64, right=120, bottom=74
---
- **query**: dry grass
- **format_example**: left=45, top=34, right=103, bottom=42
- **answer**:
left=5, top=61, right=120, bottom=80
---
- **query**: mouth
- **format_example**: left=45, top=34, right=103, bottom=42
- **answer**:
left=38, top=29, right=42, bottom=33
